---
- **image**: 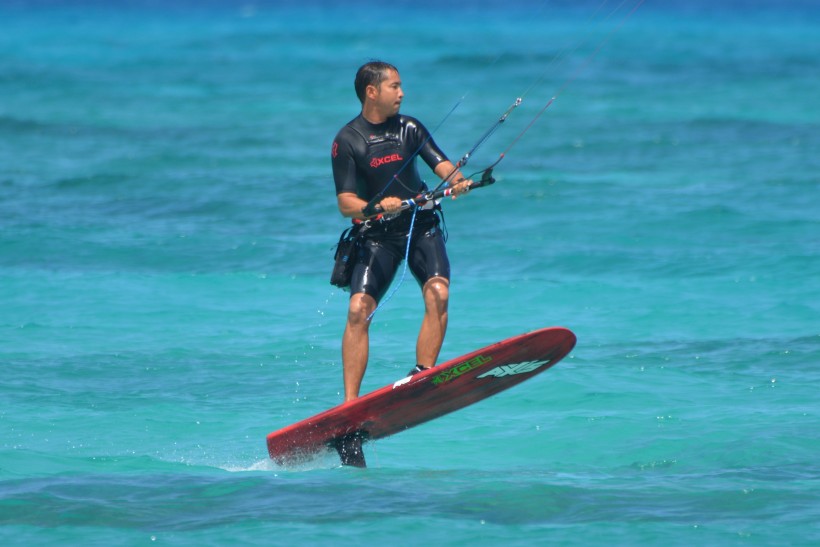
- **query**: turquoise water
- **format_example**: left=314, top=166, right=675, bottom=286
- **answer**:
left=2, top=0, right=819, bottom=544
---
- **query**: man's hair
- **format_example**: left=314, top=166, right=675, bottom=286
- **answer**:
left=354, top=61, right=398, bottom=104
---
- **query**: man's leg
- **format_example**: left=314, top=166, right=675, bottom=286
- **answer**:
left=416, top=276, right=450, bottom=369
left=337, top=292, right=377, bottom=468
left=342, top=292, right=377, bottom=401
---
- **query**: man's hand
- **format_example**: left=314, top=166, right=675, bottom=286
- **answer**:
left=449, top=178, right=472, bottom=198
left=434, top=161, right=473, bottom=200
left=378, top=196, right=403, bottom=214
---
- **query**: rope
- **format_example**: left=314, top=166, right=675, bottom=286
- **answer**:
left=366, top=205, right=419, bottom=322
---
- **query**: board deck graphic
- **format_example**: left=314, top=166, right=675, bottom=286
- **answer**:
left=266, top=327, right=576, bottom=466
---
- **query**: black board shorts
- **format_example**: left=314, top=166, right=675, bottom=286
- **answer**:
left=349, top=222, right=450, bottom=302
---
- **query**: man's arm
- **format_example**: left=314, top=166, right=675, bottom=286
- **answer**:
left=434, top=160, right=472, bottom=196
left=336, top=192, right=368, bottom=220
left=337, top=192, right=403, bottom=219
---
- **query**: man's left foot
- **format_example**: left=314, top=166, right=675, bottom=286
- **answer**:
left=407, top=364, right=430, bottom=376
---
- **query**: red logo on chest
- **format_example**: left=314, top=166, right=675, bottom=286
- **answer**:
left=370, top=153, right=403, bottom=168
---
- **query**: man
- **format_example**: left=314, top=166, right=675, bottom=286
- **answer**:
left=331, top=61, right=471, bottom=405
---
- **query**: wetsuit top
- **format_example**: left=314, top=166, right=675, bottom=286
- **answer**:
left=331, top=114, right=448, bottom=202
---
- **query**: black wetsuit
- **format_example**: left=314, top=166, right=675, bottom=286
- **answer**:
left=331, top=114, right=451, bottom=301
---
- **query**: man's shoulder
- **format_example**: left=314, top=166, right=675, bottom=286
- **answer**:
left=396, top=114, right=428, bottom=134
left=397, top=113, right=421, bottom=124
left=335, top=115, right=367, bottom=141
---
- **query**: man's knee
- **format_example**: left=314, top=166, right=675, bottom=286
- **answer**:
left=423, top=277, right=450, bottom=306
left=348, top=293, right=376, bottom=325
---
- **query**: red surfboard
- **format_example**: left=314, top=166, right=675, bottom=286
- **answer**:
left=266, top=327, right=576, bottom=467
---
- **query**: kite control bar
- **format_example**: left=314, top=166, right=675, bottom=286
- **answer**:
left=363, top=167, right=496, bottom=217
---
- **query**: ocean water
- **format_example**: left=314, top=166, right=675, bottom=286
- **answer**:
left=1, top=0, right=819, bottom=544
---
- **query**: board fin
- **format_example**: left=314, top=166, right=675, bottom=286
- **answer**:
left=332, top=431, right=367, bottom=468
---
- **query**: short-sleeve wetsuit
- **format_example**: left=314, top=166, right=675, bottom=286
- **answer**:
left=331, top=113, right=451, bottom=301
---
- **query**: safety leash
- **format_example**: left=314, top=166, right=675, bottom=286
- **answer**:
left=366, top=205, right=419, bottom=322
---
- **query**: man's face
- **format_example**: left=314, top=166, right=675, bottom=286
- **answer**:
left=372, top=69, right=403, bottom=117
